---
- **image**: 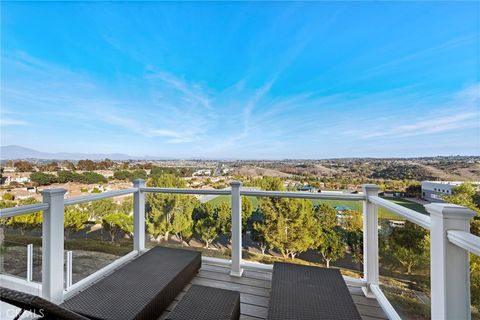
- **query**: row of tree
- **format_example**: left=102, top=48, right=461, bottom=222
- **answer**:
left=0, top=197, right=133, bottom=243
left=30, top=171, right=108, bottom=185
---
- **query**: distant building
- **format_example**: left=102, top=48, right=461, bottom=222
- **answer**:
left=382, top=191, right=403, bottom=198
left=388, top=220, right=406, bottom=228
left=334, top=205, right=354, bottom=224
left=287, top=186, right=318, bottom=192
left=421, top=181, right=480, bottom=202
left=3, top=174, right=30, bottom=185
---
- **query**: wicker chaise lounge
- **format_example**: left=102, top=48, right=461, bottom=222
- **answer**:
left=166, top=285, right=241, bottom=320
left=0, top=287, right=89, bottom=320
left=267, top=262, right=362, bottom=320
left=1, top=246, right=201, bottom=320
left=62, top=246, right=201, bottom=320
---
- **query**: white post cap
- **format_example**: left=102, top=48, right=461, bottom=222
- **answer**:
left=425, top=203, right=476, bottom=220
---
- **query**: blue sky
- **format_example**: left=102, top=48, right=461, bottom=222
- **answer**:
left=1, top=1, right=479, bottom=159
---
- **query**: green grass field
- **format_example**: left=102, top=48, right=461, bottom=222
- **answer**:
left=208, top=195, right=427, bottom=220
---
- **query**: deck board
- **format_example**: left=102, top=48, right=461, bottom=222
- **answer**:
left=160, top=262, right=388, bottom=320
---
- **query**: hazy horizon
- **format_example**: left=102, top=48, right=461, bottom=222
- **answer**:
left=1, top=145, right=479, bottom=161
left=1, top=2, right=479, bottom=158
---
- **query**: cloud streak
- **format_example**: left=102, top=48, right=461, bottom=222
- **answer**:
left=362, top=112, right=477, bottom=139
left=0, top=118, right=28, bottom=126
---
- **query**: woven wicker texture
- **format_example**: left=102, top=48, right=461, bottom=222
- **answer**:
left=0, top=287, right=89, bottom=320
left=166, top=285, right=240, bottom=320
left=267, top=262, right=362, bottom=320
left=62, top=246, right=201, bottom=320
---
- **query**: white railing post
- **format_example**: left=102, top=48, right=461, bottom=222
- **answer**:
left=26, top=243, right=33, bottom=282
left=426, top=203, right=476, bottom=320
left=65, top=250, right=73, bottom=289
left=41, top=188, right=66, bottom=303
left=230, top=181, right=243, bottom=277
left=362, top=184, right=380, bottom=297
left=133, top=179, right=146, bottom=252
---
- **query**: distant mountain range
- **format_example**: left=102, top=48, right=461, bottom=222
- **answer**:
left=0, top=145, right=142, bottom=160
left=1, top=145, right=478, bottom=161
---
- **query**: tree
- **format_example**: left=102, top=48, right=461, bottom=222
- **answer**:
left=57, top=170, right=78, bottom=183
left=89, top=199, right=118, bottom=221
left=405, top=184, right=421, bottom=197
left=97, top=159, right=114, bottom=170
left=30, top=172, right=57, bottom=185
left=64, top=206, right=89, bottom=240
left=2, top=193, right=15, bottom=201
left=146, top=174, right=196, bottom=242
left=102, top=212, right=133, bottom=242
left=195, top=215, right=218, bottom=249
left=46, top=162, right=60, bottom=172
left=77, top=160, right=97, bottom=171
left=215, top=201, right=231, bottom=241
left=193, top=202, right=219, bottom=248
left=171, top=211, right=193, bottom=243
left=14, top=161, right=34, bottom=172
left=62, top=161, right=76, bottom=171
left=113, top=170, right=132, bottom=180
left=241, top=196, right=253, bottom=231
left=249, top=177, right=285, bottom=191
left=317, top=229, right=344, bottom=268
left=6, top=198, right=42, bottom=235
left=251, top=209, right=268, bottom=255
left=380, top=221, right=429, bottom=274
left=113, top=170, right=147, bottom=181
left=120, top=198, right=133, bottom=215
left=259, top=197, right=316, bottom=259
left=78, top=172, right=106, bottom=184
left=313, top=204, right=345, bottom=267
left=338, top=209, right=363, bottom=263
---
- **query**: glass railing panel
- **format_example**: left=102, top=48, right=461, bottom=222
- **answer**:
left=378, top=208, right=431, bottom=320
left=65, top=194, right=134, bottom=285
left=1, top=239, right=29, bottom=279
left=145, top=192, right=232, bottom=260
left=0, top=205, right=43, bottom=282
left=242, top=195, right=364, bottom=278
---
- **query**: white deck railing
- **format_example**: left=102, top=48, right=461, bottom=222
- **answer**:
left=1, top=180, right=479, bottom=320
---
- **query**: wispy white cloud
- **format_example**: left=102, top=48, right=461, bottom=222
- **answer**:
left=356, top=84, right=479, bottom=140
left=0, top=118, right=28, bottom=126
left=367, top=34, right=478, bottom=75
left=146, top=71, right=213, bottom=110
left=362, top=112, right=477, bottom=139
left=2, top=50, right=478, bottom=158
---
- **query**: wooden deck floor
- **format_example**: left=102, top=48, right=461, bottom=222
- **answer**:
left=160, top=262, right=387, bottom=320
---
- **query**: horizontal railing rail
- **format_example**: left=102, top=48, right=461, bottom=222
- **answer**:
left=240, top=189, right=366, bottom=200
left=369, top=195, right=431, bottom=229
left=447, top=230, right=480, bottom=256
left=0, top=202, right=50, bottom=219
left=140, top=187, right=231, bottom=195
left=64, top=188, right=137, bottom=206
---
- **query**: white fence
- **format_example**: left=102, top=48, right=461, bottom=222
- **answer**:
left=1, top=180, right=479, bottom=320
